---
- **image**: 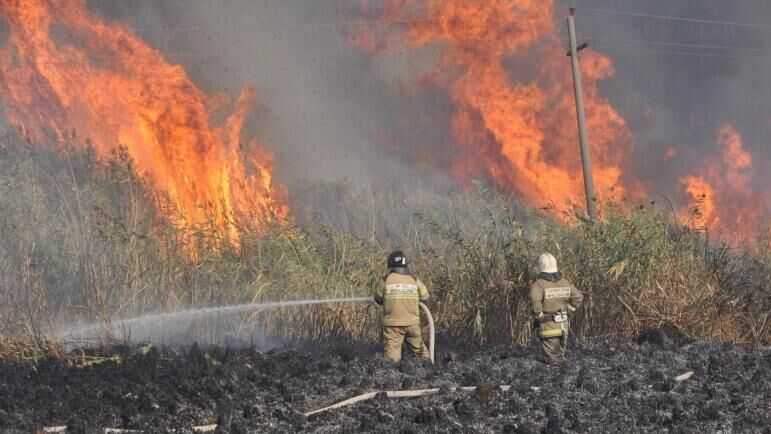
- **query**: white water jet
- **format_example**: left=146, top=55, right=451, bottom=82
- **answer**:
left=59, top=296, right=375, bottom=344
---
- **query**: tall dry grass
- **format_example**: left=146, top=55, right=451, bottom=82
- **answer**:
left=0, top=129, right=769, bottom=362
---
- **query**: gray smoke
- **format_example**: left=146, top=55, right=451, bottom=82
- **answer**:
left=569, top=0, right=771, bottom=209
left=8, top=1, right=771, bottom=216
left=83, top=0, right=453, bottom=193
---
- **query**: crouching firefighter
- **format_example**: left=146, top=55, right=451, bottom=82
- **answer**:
left=373, top=250, right=430, bottom=362
left=530, top=253, right=583, bottom=364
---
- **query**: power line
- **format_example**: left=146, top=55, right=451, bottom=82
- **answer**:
left=129, top=17, right=438, bottom=33
left=578, top=7, right=771, bottom=30
left=25, top=44, right=768, bottom=67
left=591, top=44, right=770, bottom=60
left=19, top=46, right=444, bottom=66
left=586, top=36, right=771, bottom=54
left=17, top=14, right=771, bottom=67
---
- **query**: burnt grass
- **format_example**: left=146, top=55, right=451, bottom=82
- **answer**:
left=1, top=331, right=770, bottom=433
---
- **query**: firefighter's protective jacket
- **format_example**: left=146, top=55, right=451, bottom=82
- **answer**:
left=529, top=274, right=583, bottom=337
left=374, top=272, right=429, bottom=326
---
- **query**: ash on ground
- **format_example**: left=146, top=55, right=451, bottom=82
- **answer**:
left=1, top=334, right=769, bottom=433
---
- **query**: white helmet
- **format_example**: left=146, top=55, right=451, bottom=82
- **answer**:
left=538, top=253, right=558, bottom=274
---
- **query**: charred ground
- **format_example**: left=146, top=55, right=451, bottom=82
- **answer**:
left=1, top=333, right=769, bottom=433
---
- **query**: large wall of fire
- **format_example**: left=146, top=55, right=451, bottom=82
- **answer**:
left=0, top=0, right=767, bottom=246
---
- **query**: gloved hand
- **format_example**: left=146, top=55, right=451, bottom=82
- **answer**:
left=532, top=313, right=544, bottom=330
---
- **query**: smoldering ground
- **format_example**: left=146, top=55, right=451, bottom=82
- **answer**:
left=1, top=334, right=769, bottom=433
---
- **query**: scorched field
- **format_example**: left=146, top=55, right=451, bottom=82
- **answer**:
left=2, top=333, right=769, bottom=433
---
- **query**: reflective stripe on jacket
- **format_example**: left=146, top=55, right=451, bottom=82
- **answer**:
left=374, top=272, right=429, bottom=326
left=530, top=277, right=583, bottom=335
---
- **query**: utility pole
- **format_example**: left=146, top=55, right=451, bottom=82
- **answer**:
left=567, top=8, right=597, bottom=221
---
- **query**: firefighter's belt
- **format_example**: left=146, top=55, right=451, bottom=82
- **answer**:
left=537, top=328, right=565, bottom=338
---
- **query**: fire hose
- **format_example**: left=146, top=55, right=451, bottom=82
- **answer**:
left=301, top=371, right=697, bottom=418
left=43, top=297, right=436, bottom=432
left=43, top=370, right=697, bottom=431
left=303, top=385, right=512, bottom=418
left=418, top=301, right=435, bottom=364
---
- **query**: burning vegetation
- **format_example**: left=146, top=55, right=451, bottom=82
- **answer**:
left=0, top=0, right=287, bottom=244
left=0, top=0, right=769, bottom=371
left=343, top=0, right=770, bottom=248
left=1, top=1, right=771, bottom=432
left=1, top=0, right=768, bottom=248
left=344, top=0, right=637, bottom=213
left=681, top=123, right=765, bottom=243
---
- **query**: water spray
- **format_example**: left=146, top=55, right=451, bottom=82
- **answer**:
left=60, top=296, right=435, bottom=363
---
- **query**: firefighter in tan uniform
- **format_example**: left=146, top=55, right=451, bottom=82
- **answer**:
left=530, top=253, right=583, bottom=364
left=373, top=250, right=430, bottom=362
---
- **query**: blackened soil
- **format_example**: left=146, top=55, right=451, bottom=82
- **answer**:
left=1, top=337, right=770, bottom=433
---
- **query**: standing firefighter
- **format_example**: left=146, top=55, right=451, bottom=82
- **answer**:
left=374, top=250, right=430, bottom=362
left=530, top=253, right=583, bottom=364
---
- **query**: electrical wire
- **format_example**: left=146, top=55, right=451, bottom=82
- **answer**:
left=591, top=44, right=770, bottom=60
left=586, top=36, right=771, bottom=54
left=129, top=17, right=439, bottom=33
left=25, top=43, right=771, bottom=67
left=578, top=7, right=771, bottom=30
left=17, top=45, right=445, bottom=67
left=12, top=7, right=771, bottom=67
left=47, top=47, right=362, bottom=61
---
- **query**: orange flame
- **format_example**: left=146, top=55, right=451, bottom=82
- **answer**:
left=680, top=123, right=762, bottom=244
left=680, top=175, right=717, bottom=230
left=345, top=0, right=639, bottom=215
left=0, top=0, right=287, bottom=243
left=346, top=2, right=770, bottom=246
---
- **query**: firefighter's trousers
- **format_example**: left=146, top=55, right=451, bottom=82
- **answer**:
left=383, top=324, right=427, bottom=362
left=537, top=320, right=567, bottom=364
